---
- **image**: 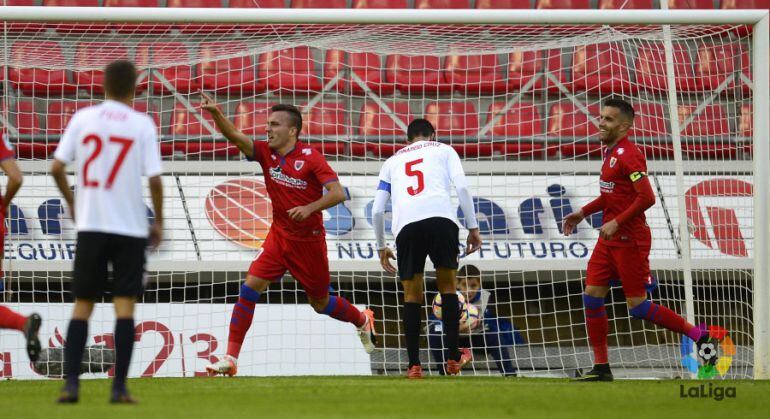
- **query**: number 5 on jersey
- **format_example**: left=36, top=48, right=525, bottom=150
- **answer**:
left=405, top=158, right=424, bottom=196
left=82, top=134, right=134, bottom=189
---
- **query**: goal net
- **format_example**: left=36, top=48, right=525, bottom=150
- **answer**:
left=0, top=7, right=767, bottom=380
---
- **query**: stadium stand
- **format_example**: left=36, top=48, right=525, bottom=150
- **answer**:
left=353, top=0, right=409, bottom=7
left=304, top=102, right=348, bottom=137
left=46, top=101, right=94, bottom=135
left=198, top=42, right=264, bottom=93
left=597, top=0, right=654, bottom=8
left=386, top=55, right=452, bottom=94
left=138, top=42, right=201, bottom=94
left=424, top=101, right=479, bottom=138
left=14, top=100, right=41, bottom=136
left=73, top=43, right=139, bottom=94
left=169, top=102, right=219, bottom=137
left=9, top=41, right=76, bottom=95
left=635, top=44, right=699, bottom=92
left=444, top=54, right=507, bottom=94
left=571, top=43, right=634, bottom=94
left=260, top=47, right=323, bottom=92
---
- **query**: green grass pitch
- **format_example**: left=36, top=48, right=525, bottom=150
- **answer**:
left=1, top=377, right=767, bottom=418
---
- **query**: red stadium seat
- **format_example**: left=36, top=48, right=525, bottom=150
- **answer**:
left=386, top=55, right=451, bottom=93
left=559, top=142, right=603, bottom=159
left=424, top=102, right=479, bottom=138
left=292, top=0, right=347, bottom=7
left=571, top=43, right=634, bottom=94
left=547, top=102, right=600, bottom=138
left=303, top=102, right=348, bottom=137
left=138, top=42, right=201, bottom=94
left=233, top=102, right=274, bottom=136
left=508, top=50, right=546, bottom=90
left=169, top=103, right=219, bottom=137
left=73, top=42, right=134, bottom=94
left=669, top=0, right=713, bottom=8
left=629, top=102, right=667, bottom=139
left=198, top=42, right=263, bottom=93
left=46, top=101, right=94, bottom=135
left=307, top=141, right=346, bottom=157
left=635, top=44, right=698, bottom=92
left=452, top=143, right=496, bottom=158
left=105, top=0, right=161, bottom=5
left=174, top=141, right=240, bottom=158
left=444, top=54, right=506, bottom=94
left=415, top=0, right=470, bottom=7
left=15, top=100, right=41, bottom=135
left=260, top=47, right=322, bottom=92
left=598, top=0, right=653, bottom=8
left=230, top=0, right=284, bottom=6
left=358, top=101, right=411, bottom=137
left=347, top=52, right=394, bottom=95
left=15, top=143, right=58, bottom=159
left=496, top=143, right=548, bottom=159
left=353, top=0, right=409, bottom=7
left=9, top=41, right=76, bottom=95
left=476, top=0, right=531, bottom=8
left=694, top=43, right=746, bottom=91
left=131, top=101, right=161, bottom=129
left=486, top=102, right=543, bottom=138
left=536, top=0, right=590, bottom=8
left=678, top=105, right=729, bottom=137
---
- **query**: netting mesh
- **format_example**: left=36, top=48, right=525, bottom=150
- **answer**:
left=0, top=18, right=759, bottom=379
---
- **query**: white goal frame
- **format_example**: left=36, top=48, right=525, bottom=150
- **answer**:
left=0, top=6, right=768, bottom=379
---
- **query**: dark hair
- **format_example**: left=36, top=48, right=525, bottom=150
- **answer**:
left=458, top=264, right=481, bottom=279
left=103, top=60, right=137, bottom=99
left=602, top=98, right=635, bottom=121
left=407, top=118, right=435, bottom=141
left=271, top=104, right=303, bottom=135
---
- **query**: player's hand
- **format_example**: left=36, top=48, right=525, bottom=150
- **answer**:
left=287, top=205, right=313, bottom=222
left=378, top=247, right=397, bottom=274
left=199, top=90, right=220, bottom=115
left=599, top=219, right=619, bottom=240
left=562, top=210, right=585, bottom=236
left=148, top=222, right=163, bottom=250
left=465, top=228, right=482, bottom=255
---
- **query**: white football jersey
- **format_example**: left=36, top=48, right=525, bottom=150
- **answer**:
left=54, top=100, right=162, bottom=238
left=377, top=140, right=468, bottom=239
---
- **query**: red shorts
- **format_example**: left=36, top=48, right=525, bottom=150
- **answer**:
left=586, top=241, right=651, bottom=298
left=247, top=231, right=330, bottom=300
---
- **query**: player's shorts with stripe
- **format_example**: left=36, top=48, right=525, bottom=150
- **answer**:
left=586, top=241, right=651, bottom=298
left=395, top=217, right=460, bottom=281
left=72, top=232, right=148, bottom=299
left=248, top=230, right=330, bottom=300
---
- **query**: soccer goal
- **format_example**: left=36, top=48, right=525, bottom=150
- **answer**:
left=0, top=6, right=767, bottom=380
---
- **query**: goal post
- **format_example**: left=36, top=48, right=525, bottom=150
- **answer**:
left=0, top=6, right=767, bottom=380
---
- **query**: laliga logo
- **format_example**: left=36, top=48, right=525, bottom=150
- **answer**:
left=680, top=324, right=736, bottom=379
left=205, top=178, right=272, bottom=249
left=684, top=179, right=753, bottom=257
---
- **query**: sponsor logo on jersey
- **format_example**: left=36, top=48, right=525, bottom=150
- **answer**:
left=269, top=166, right=308, bottom=189
left=302, top=148, right=312, bottom=156
left=617, top=148, right=624, bottom=155
left=600, top=180, right=615, bottom=193
left=609, top=157, right=617, bottom=168
left=295, top=160, right=305, bottom=171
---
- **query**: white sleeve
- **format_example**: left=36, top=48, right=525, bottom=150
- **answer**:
left=53, top=113, right=79, bottom=164
left=447, top=148, right=478, bottom=229
left=142, top=118, right=163, bottom=177
left=372, top=189, right=391, bottom=250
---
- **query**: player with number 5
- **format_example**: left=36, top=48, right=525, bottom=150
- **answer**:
left=372, top=119, right=482, bottom=379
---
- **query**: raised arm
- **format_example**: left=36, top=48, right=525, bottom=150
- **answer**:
left=200, top=91, right=254, bottom=160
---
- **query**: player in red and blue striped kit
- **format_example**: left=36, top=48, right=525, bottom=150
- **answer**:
left=0, top=132, right=42, bottom=363
left=563, top=98, right=716, bottom=381
left=199, top=94, right=376, bottom=376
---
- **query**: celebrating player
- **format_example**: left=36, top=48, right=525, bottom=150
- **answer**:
left=372, top=119, right=482, bottom=379
left=52, top=60, right=164, bottom=403
left=562, top=98, right=715, bottom=382
left=0, top=132, right=42, bottom=363
left=200, top=93, right=376, bottom=377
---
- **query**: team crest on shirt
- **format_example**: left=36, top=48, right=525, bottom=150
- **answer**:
left=294, top=160, right=305, bottom=171
left=609, top=157, right=617, bottom=168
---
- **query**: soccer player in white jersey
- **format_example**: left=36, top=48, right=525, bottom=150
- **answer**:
left=372, top=119, right=482, bottom=379
left=51, top=60, right=164, bottom=404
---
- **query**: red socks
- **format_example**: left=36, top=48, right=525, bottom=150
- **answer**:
left=227, top=284, right=261, bottom=359
left=0, top=305, right=27, bottom=331
left=583, top=294, right=609, bottom=364
left=322, top=296, right=365, bottom=328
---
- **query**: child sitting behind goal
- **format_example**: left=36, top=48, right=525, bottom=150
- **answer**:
left=427, top=264, right=523, bottom=376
